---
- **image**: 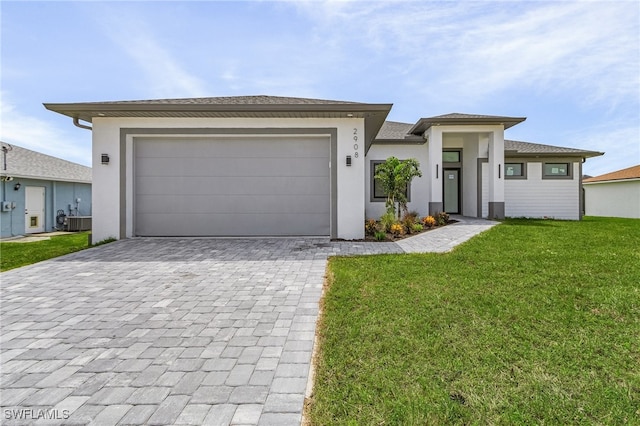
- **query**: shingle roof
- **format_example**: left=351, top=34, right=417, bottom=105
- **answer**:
left=428, top=113, right=515, bottom=120
left=375, top=121, right=415, bottom=140
left=374, top=121, right=602, bottom=158
left=45, top=95, right=393, bottom=155
left=504, top=140, right=602, bottom=157
left=0, top=143, right=91, bottom=183
left=409, top=113, right=527, bottom=133
left=44, top=96, right=393, bottom=123
left=86, top=95, right=363, bottom=105
left=583, top=164, right=640, bottom=183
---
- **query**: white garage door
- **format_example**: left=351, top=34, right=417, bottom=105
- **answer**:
left=134, top=136, right=330, bottom=236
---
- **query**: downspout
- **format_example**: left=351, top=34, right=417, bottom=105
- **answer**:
left=71, top=116, right=92, bottom=238
left=579, top=158, right=585, bottom=220
left=52, top=181, right=57, bottom=230
left=73, top=117, right=92, bottom=131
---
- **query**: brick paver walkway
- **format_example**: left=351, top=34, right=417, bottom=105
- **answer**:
left=0, top=217, right=497, bottom=425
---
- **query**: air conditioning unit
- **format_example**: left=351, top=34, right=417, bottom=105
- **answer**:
left=65, top=216, right=92, bottom=231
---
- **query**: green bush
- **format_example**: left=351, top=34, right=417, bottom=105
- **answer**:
left=374, top=231, right=387, bottom=241
left=402, top=211, right=419, bottom=233
left=412, top=223, right=423, bottom=233
left=380, top=212, right=396, bottom=232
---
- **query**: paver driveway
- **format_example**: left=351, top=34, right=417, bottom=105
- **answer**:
left=0, top=218, right=496, bottom=425
left=0, top=238, right=405, bottom=425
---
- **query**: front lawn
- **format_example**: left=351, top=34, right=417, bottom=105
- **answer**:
left=308, top=217, right=640, bottom=424
left=0, top=232, right=91, bottom=272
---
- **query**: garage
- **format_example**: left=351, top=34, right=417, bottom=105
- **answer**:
left=134, top=136, right=331, bottom=236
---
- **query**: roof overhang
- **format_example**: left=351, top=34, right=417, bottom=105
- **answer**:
left=583, top=177, right=640, bottom=184
left=372, top=136, right=426, bottom=145
left=505, top=151, right=604, bottom=159
left=43, top=101, right=393, bottom=152
left=0, top=172, right=91, bottom=184
left=408, top=115, right=527, bottom=135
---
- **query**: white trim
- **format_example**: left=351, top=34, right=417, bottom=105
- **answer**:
left=583, top=177, right=640, bottom=185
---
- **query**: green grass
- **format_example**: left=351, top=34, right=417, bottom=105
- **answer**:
left=308, top=217, right=640, bottom=425
left=0, top=232, right=91, bottom=271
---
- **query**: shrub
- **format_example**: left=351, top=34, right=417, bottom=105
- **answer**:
left=412, top=223, right=423, bottom=233
left=402, top=211, right=419, bottom=222
left=365, top=219, right=378, bottom=236
left=436, top=212, right=450, bottom=226
left=402, top=211, right=419, bottom=233
left=390, top=223, right=404, bottom=235
left=380, top=212, right=396, bottom=232
left=374, top=231, right=387, bottom=241
left=422, top=215, right=436, bottom=228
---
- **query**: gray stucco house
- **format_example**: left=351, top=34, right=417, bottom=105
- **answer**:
left=0, top=142, right=92, bottom=238
left=44, top=95, right=602, bottom=241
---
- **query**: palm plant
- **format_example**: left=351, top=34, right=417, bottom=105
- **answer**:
left=374, top=157, right=422, bottom=219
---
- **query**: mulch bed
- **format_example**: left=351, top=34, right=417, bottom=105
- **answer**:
left=362, top=219, right=458, bottom=242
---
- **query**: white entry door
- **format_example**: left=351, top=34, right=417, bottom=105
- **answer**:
left=25, top=186, right=45, bottom=233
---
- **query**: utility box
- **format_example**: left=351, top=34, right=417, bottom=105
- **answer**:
left=65, top=216, right=92, bottom=231
left=1, top=201, right=12, bottom=212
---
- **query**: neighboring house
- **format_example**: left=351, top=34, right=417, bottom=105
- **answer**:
left=44, top=96, right=602, bottom=241
left=583, top=164, right=640, bottom=219
left=0, top=143, right=92, bottom=238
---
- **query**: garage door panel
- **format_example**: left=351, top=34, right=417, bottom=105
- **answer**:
left=134, top=136, right=331, bottom=236
left=136, top=176, right=330, bottom=196
left=142, top=137, right=328, bottom=159
left=136, top=194, right=330, bottom=214
left=136, top=213, right=330, bottom=237
left=136, top=157, right=328, bottom=178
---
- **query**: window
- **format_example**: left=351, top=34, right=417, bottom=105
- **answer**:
left=543, top=162, right=572, bottom=179
left=443, top=151, right=461, bottom=163
left=505, top=163, right=525, bottom=179
left=371, top=160, right=410, bottom=202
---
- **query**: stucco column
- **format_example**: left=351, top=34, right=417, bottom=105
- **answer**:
left=426, top=127, right=443, bottom=215
left=487, top=128, right=505, bottom=219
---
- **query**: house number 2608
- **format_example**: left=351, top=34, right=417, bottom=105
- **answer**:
left=353, top=128, right=359, bottom=158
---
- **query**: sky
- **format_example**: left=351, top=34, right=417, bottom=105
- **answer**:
left=1, top=0, right=639, bottom=177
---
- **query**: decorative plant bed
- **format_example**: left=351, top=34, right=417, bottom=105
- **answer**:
left=363, top=212, right=456, bottom=242
left=361, top=157, right=457, bottom=242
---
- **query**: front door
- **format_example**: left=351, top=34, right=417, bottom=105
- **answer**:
left=443, top=168, right=460, bottom=214
left=25, top=186, right=45, bottom=233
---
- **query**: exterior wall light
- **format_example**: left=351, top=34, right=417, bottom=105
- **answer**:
left=14, top=182, right=21, bottom=191
left=346, top=155, right=352, bottom=166
left=101, top=154, right=110, bottom=165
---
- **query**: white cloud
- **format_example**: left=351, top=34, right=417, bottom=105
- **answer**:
left=293, top=1, right=639, bottom=108
left=440, top=2, right=639, bottom=106
left=94, top=7, right=208, bottom=99
left=0, top=92, right=92, bottom=166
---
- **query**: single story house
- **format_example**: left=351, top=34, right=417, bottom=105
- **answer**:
left=44, top=95, right=603, bottom=241
left=0, top=142, right=92, bottom=238
left=583, top=164, right=640, bottom=219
